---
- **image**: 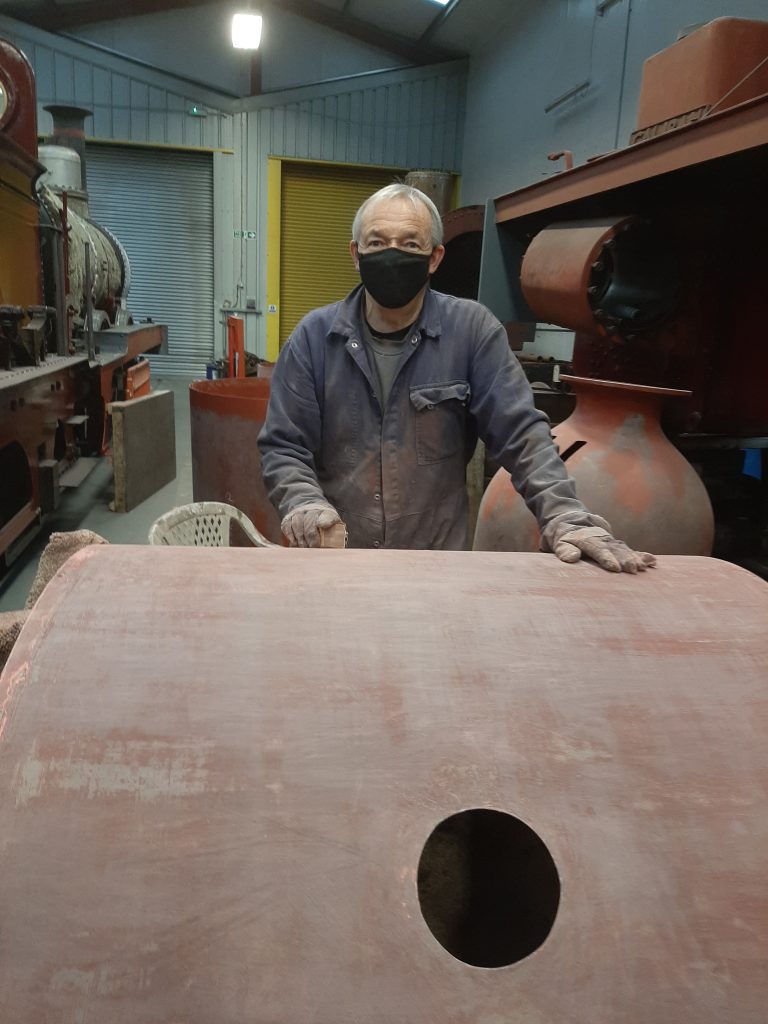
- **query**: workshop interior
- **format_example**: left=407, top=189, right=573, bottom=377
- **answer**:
left=0, top=1, right=766, bottom=1021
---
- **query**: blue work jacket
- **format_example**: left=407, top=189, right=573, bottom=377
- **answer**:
left=258, top=285, right=600, bottom=549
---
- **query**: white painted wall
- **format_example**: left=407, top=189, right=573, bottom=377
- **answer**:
left=256, top=8, right=404, bottom=93
left=74, top=5, right=249, bottom=96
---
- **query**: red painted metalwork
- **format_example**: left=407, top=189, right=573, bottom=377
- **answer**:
left=227, top=314, right=246, bottom=379
left=124, top=357, right=150, bottom=400
left=0, top=356, right=86, bottom=545
left=92, top=323, right=167, bottom=454
left=0, top=41, right=43, bottom=319
left=547, top=150, right=574, bottom=170
left=0, top=38, right=168, bottom=564
left=431, top=205, right=497, bottom=330
left=0, top=38, right=38, bottom=157
left=520, top=216, right=633, bottom=335
left=494, top=91, right=767, bottom=227
left=475, top=375, right=714, bottom=555
left=189, top=377, right=285, bottom=546
left=0, top=545, right=765, bottom=1020
left=441, top=204, right=485, bottom=244
left=485, top=18, right=768, bottom=567
left=633, top=18, right=768, bottom=140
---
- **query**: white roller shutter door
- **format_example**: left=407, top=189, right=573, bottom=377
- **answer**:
left=85, top=144, right=214, bottom=376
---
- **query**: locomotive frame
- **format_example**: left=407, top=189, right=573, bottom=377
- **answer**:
left=0, top=37, right=166, bottom=569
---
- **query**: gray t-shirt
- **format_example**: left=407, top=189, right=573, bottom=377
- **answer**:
left=361, top=314, right=413, bottom=408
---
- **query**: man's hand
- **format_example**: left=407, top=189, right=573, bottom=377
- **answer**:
left=281, top=502, right=342, bottom=548
left=553, top=526, right=656, bottom=574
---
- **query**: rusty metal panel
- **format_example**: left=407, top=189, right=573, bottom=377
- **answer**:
left=0, top=546, right=765, bottom=1022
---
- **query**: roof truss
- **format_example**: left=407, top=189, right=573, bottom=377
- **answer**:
left=2, top=0, right=462, bottom=64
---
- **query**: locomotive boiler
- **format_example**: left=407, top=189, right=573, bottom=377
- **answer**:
left=0, top=37, right=166, bottom=569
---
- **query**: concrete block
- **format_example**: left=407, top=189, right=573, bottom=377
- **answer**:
left=108, top=390, right=176, bottom=513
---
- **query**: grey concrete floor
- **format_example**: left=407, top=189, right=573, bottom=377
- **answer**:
left=0, top=375, right=194, bottom=612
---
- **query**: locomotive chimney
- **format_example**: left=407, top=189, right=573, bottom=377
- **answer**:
left=43, top=104, right=92, bottom=191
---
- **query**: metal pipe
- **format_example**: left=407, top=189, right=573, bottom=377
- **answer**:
left=84, top=242, right=95, bottom=361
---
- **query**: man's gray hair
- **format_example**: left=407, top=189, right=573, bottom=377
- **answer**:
left=351, top=183, right=444, bottom=248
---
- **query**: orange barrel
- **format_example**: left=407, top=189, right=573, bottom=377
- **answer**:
left=189, top=377, right=285, bottom=545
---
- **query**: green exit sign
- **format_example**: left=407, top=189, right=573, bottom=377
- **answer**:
left=234, top=230, right=257, bottom=239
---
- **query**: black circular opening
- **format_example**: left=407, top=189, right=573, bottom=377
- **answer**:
left=417, top=808, right=560, bottom=968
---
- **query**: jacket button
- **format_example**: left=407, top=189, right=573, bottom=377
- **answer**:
left=350, top=341, right=359, bottom=349
left=373, top=541, right=381, bottom=548
left=374, top=493, right=381, bottom=501
left=411, top=336, right=418, bottom=345
left=427, top=403, right=434, bottom=410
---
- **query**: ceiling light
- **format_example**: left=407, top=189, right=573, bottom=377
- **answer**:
left=232, top=13, right=263, bottom=49
left=430, top=0, right=451, bottom=6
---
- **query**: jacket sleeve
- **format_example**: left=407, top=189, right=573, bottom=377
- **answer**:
left=468, top=315, right=609, bottom=550
left=257, top=323, right=331, bottom=520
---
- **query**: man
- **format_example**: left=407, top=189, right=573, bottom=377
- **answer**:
left=258, top=184, right=655, bottom=573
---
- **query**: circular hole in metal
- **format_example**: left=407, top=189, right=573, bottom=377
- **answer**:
left=417, top=808, right=560, bottom=968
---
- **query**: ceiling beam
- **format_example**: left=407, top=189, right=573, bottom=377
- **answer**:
left=419, top=0, right=464, bottom=47
left=1, top=0, right=211, bottom=31
left=278, top=0, right=459, bottom=63
left=2, top=0, right=462, bottom=64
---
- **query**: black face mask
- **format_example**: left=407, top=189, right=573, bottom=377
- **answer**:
left=357, top=248, right=432, bottom=309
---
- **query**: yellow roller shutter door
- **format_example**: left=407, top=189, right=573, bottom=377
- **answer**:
left=279, top=163, right=405, bottom=347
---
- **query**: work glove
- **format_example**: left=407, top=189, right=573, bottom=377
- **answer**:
left=281, top=502, right=342, bottom=548
left=552, top=525, right=656, bottom=574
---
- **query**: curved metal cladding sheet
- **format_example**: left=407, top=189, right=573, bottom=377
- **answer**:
left=0, top=546, right=766, bottom=1023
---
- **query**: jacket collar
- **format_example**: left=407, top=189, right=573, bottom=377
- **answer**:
left=329, top=284, right=442, bottom=341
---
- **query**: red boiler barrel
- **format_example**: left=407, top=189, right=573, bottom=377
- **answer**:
left=189, top=377, right=285, bottom=545
left=0, top=546, right=765, bottom=1022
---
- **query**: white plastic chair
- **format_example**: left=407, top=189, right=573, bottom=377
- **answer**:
left=148, top=501, right=278, bottom=548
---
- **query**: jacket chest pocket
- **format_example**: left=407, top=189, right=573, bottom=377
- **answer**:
left=410, top=381, right=471, bottom=465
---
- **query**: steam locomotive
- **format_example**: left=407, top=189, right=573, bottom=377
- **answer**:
left=0, top=36, right=166, bottom=569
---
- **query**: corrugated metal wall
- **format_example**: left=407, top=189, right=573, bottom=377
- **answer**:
left=252, top=63, right=466, bottom=170
left=87, top=143, right=215, bottom=377
left=240, top=60, right=468, bottom=356
left=0, top=14, right=234, bottom=150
